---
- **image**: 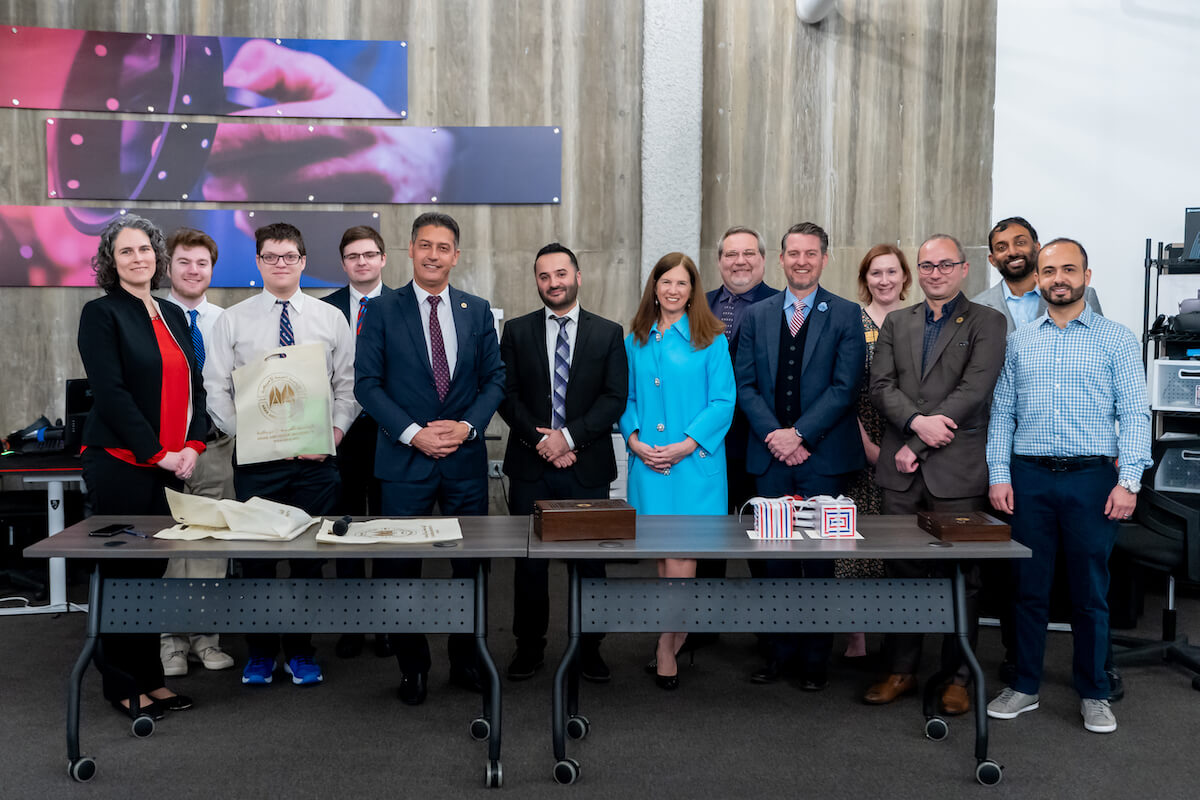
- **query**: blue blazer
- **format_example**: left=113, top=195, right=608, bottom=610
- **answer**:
left=734, top=285, right=866, bottom=478
left=321, top=283, right=393, bottom=325
left=354, top=281, right=505, bottom=482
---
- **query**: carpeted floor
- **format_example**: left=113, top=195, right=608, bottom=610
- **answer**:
left=1, top=558, right=1198, bottom=799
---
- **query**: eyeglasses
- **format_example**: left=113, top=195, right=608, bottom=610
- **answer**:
left=916, top=260, right=965, bottom=275
left=721, top=249, right=760, bottom=261
left=342, top=250, right=383, bottom=263
left=259, top=253, right=302, bottom=266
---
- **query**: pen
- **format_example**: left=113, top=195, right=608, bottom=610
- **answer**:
left=123, top=529, right=149, bottom=539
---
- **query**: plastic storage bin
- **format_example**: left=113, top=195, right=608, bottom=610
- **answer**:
left=1154, top=445, right=1200, bottom=494
left=1149, top=359, right=1200, bottom=412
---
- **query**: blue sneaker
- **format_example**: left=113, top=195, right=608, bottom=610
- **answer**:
left=242, top=656, right=275, bottom=685
left=284, top=655, right=323, bottom=686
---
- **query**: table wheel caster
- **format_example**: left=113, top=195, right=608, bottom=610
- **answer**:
left=924, top=716, right=948, bottom=741
left=554, top=757, right=581, bottom=785
left=130, top=714, right=155, bottom=738
left=470, top=717, right=491, bottom=741
left=68, top=756, right=96, bottom=782
left=485, top=759, right=503, bottom=788
left=566, top=714, right=590, bottom=740
left=976, top=759, right=1003, bottom=786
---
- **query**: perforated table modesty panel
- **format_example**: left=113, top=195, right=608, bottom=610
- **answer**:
left=24, top=514, right=529, bottom=788
left=529, top=514, right=1030, bottom=788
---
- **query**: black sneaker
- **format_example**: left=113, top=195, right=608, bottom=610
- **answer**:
left=580, top=649, right=611, bottom=683
left=506, top=649, right=544, bottom=681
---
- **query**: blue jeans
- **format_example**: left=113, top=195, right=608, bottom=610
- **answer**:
left=1010, top=457, right=1117, bottom=699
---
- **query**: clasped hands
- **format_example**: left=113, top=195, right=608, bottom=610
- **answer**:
left=157, top=447, right=199, bottom=481
left=412, top=420, right=470, bottom=459
left=765, top=428, right=810, bottom=466
left=535, top=427, right=576, bottom=468
left=630, top=433, right=697, bottom=473
left=894, top=413, right=959, bottom=473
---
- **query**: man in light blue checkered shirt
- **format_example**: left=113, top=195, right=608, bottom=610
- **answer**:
left=985, top=237, right=1152, bottom=735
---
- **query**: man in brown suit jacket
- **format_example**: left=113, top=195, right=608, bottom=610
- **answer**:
left=862, top=234, right=1007, bottom=716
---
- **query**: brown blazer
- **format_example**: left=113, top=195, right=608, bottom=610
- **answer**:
left=869, top=297, right=1006, bottom=498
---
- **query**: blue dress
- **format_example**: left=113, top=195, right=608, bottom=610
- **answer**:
left=618, top=314, right=736, bottom=515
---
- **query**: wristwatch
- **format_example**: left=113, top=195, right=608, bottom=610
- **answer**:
left=793, top=428, right=803, bottom=441
left=1117, top=478, right=1141, bottom=494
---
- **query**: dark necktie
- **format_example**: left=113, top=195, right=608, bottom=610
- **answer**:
left=188, top=308, right=205, bottom=370
left=356, top=296, right=369, bottom=336
left=277, top=300, right=294, bottom=346
left=720, top=295, right=736, bottom=341
left=550, top=315, right=570, bottom=429
left=427, top=295, right=450, bottom=401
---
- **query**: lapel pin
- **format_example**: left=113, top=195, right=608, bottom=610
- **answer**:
left=460, top=302, right=467, bottom=308
left=955, top=316, right=964, bottom=323
left=817, top=301, right=828, bottom=312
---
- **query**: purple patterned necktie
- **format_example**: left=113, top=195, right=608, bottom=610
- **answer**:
left=427, top=295, right=451, bottom=401
left=550, top=316, right=570, bottom=429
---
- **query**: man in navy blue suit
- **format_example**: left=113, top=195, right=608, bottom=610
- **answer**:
left=322, top=225, right=393, bottom=660
left=354, top=212, right=505, bottom=706
left=735, top=222, right=866, bottom=690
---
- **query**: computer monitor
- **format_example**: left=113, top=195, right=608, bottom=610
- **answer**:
left=1184, top=207, right=1200, bottom=261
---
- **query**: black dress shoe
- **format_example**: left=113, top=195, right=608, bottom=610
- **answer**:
left=336, top=633, right=365, bottom=659
left=449, top=665, right=485, bottom=694
left=751, top=661, right=782, bottom=684
left=579, top=649, right=611, bottom=683
left=373, top=634, right=395, bottom=658
left=112, top=699, right=165, bottom=720
left=654, top=673, right=679, bottom=690
left=156, top=693, right=194, bottom=711
left=798, top=670, right=828, bottom=692
left=1107, top=668, right=1125, bottom=702
left=397, top=672, right=428, bottom=706
left=507, top=649, right=545, bottom=681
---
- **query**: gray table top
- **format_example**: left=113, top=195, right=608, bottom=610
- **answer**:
left=25, top=515, right=531, bottom=560
left=527, top=515, right=1032, bottom=561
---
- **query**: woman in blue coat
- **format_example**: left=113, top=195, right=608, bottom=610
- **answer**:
left=619, top=252, right=735, bottom=689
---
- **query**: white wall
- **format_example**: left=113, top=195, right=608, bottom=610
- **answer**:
left=992, top=0, right=1200, bottom=336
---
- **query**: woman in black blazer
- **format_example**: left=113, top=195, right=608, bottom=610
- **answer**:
left=78, top=214, right=208, bottom=721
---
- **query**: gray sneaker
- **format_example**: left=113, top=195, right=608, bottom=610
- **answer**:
left=1081, top=698, right=1117, bottom=733
left=986, top=688, right=1040, bottom=719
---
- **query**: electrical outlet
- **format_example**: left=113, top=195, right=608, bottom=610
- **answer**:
left=488, top=460, right=504, bottom=479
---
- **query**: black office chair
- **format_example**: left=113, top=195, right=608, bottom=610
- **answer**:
left=1112, top=487, right=1200, bottom=691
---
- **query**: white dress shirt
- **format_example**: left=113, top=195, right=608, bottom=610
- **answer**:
left=163, top=292, right=224, bottom=343
left=342, top=281, right=384, bottom=358
left=203, top=289, right=358, bottom=438
left=544, top=304, right=580, bottom=450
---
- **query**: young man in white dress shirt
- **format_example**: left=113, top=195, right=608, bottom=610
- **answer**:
left=204, top=222, right=357, bottom=687
left=159, top=227, right=235, bottom=675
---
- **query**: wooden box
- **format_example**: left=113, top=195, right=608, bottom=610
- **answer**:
left=917, top=511, right=1011, bottom=542
left=533, top=499, right=636, bottom=541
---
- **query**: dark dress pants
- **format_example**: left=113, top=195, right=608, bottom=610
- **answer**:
left=508, top=469, right=608, bottom=657
left=755, top=463, right=848, bottom=671
left=879, top=474, right=985, bottom=683
left=1010, top=458, right=1117, bottom=699
left=377, top=470, right=488, bottom=676
left=82, top=449, right=178, bottom=703
left=234, top=458, right=339, bottom=660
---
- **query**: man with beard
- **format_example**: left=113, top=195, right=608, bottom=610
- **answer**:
left=985, top=238, right=1150, bottom=734
left=498, top=243, right=628, bottom=682
left=973, top=216, right=1102, bottom=332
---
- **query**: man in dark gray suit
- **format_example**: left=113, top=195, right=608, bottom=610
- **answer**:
left=863, top=234, right=1006, bottom=716
left=322, top=225, right=392, bottom=660
left=973, top=216, right=1102, bottom=332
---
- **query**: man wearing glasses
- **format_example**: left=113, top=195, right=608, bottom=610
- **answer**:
left=862, top=234, right=1006, bottom=715
left=205, top=222, right=357, bottom=688
left=321, top=226, right=394, bottom=660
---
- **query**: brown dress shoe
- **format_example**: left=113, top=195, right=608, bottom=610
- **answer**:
left=941, top=683, right=970, bottom=716
left=863, top=673, right=918, bottom=704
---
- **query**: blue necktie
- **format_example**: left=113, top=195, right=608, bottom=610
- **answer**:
left=188, top=309, right=205, bottom=370
left=356, top=296, right=369, bottom=336
left=550, top=316, right=570, bottom=429
left=278, top=300, right=294, bottom=347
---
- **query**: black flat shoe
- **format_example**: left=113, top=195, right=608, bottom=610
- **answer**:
left=112, top=699, right=165, bottom=720
left=155, top=693, right=194, bottom=711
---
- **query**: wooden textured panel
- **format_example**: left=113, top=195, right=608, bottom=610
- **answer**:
left=0, top=0, right=642, bottom=435
left=702, top=0, right=997, bottom=303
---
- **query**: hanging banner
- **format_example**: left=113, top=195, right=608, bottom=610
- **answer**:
left=0, top=205, right=380, bottom=288
left=45, top=118, right=563, bottom=205
left=0, top=26, right=408, bottom=119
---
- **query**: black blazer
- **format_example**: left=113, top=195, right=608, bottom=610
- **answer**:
left=78, top=286, right=208, bottom=462
left=498, top=308, right=627, bottom=487
left=321, top=283, right=393, bottom=326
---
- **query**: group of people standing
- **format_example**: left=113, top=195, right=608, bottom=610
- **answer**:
left=76, top=210, right=1150, bottom=737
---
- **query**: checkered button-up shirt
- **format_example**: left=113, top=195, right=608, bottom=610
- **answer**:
left=987, top=306, right=1152, bottom=485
